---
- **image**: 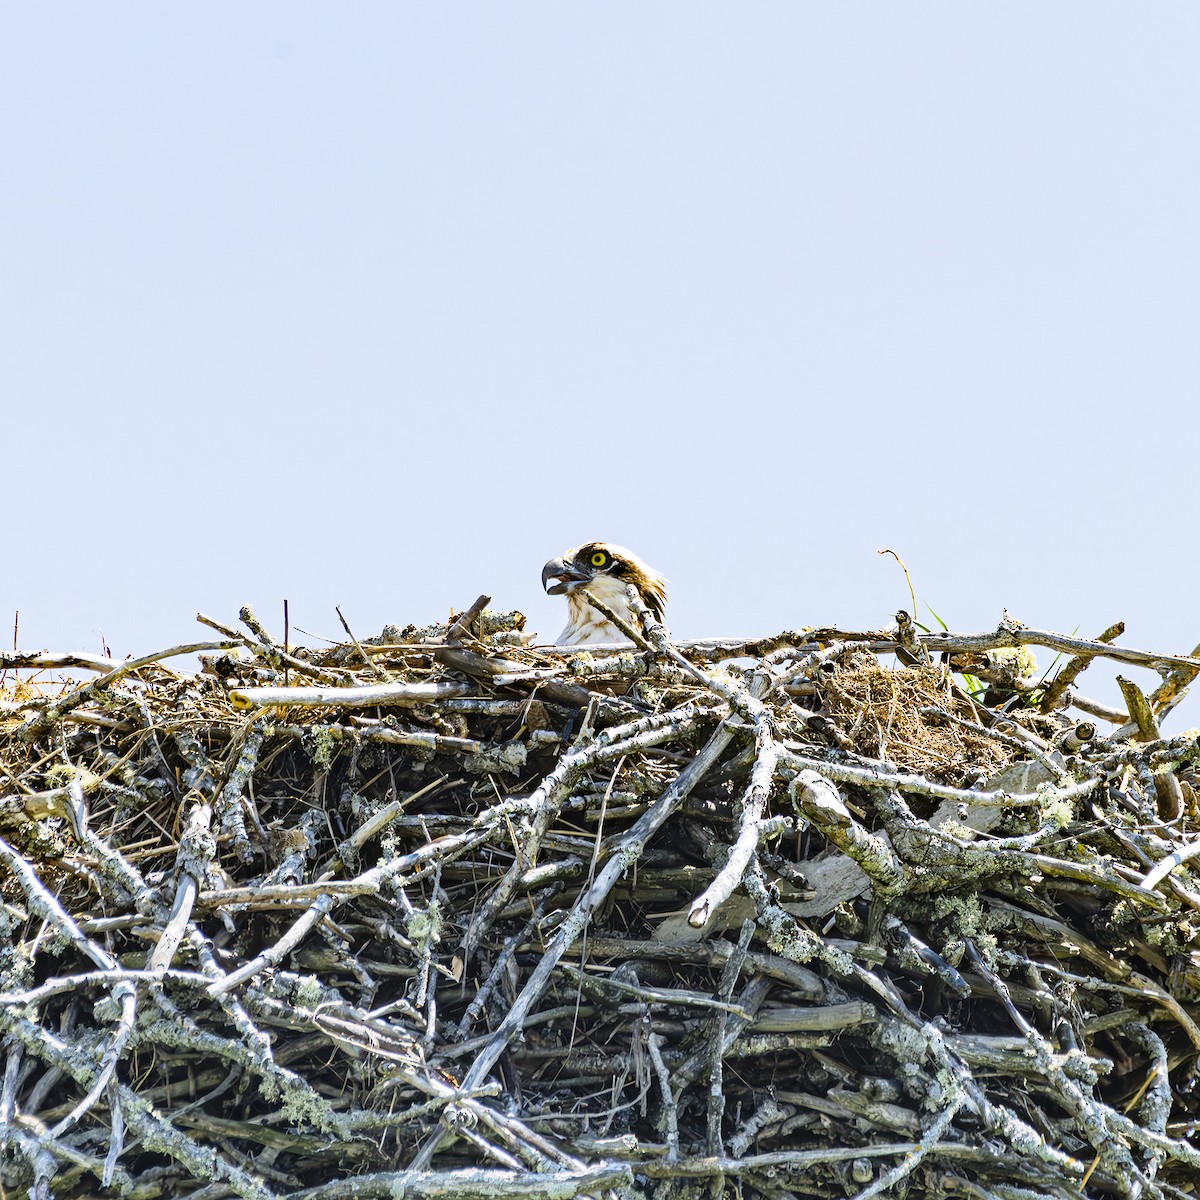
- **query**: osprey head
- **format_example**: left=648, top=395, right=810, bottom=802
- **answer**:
left=542, top=542, right=667, bottom=645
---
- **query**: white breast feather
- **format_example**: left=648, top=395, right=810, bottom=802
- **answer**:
left=556, top=575, right=637, bottom=646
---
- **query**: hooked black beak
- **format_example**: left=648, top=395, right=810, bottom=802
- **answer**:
left=542, top=556, right=589, bottom=595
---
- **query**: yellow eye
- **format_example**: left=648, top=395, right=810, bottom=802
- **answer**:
left=591, top=551, right=609, bottom=568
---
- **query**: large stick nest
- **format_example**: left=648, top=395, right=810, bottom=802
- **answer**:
left=1, top=596, right=1199, bottom=1200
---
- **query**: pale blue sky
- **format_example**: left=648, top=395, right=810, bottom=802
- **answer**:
left=3, top=6, right=1198, bottom=725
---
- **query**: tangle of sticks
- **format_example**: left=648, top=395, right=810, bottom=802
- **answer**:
left=1, top=597, right=1198, bottom=1199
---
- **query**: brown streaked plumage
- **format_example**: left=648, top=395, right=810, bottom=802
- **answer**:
left=541, top=542, right=667, bottom=646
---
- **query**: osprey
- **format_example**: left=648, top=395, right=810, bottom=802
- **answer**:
left=541, top=542, right=667, bottom=646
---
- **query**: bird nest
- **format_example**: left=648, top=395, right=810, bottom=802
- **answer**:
left=1, top=597, right=1199, bottom=1200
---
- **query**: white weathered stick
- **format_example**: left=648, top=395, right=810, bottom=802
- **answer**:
left=229, top=680, right=475, bottom=709
left=688, top=718, right=779, bottom=928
